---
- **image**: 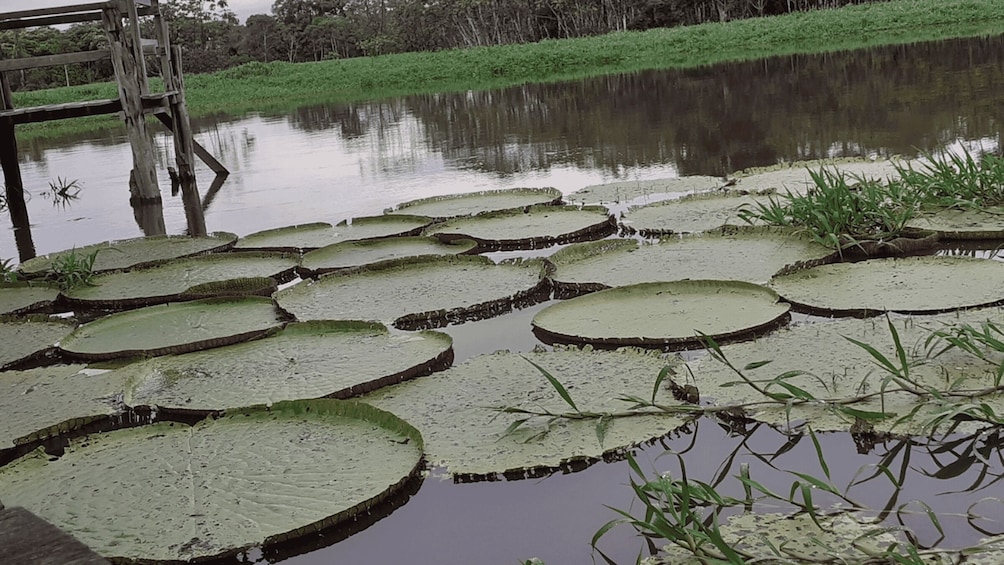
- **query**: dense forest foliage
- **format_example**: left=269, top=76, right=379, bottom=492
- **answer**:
left=0, top=0, right=883, bottom=91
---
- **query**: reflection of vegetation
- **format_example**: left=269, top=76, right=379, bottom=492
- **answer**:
left=13, top=1, right=1004, bottom=143
left=504, top=316, right=1004, bottom=562
left=48, top=248, right=98, bottom=291
left=40, top=177, right=82, bottom=208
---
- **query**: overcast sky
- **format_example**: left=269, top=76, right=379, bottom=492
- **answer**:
left=4, top=1, right=275, bottom=25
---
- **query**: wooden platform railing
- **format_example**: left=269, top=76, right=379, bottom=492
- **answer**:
left=0, top=0, right=229, bottom=248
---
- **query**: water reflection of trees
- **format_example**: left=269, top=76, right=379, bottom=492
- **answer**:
left=283, top=35, right=1004, bottom=179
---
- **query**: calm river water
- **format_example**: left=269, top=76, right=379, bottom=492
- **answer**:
left=5, top=35, right=1004, bottom=565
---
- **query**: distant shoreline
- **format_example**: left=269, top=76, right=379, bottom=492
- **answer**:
left=12, top=0, right=1004, bottom=141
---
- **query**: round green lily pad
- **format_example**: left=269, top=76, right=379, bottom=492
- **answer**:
left=0, top=317, right=73, bottom=370
left=427, top=205, right=615, bottom=250
left=0, top=364, right=127, bottom=450
left=361, top=347, right=689, bottom=478
left=0, top=283, right=60, bottom=316
left=566, top=176, right=723, bottom=205
left=733, top=158, right=907, bottom=195
left=0, top=400, right=423, bottom=562
left=769, top=256, right=1004, bottom=316
left=387, top=187, right=562, bottom=219
left=300, top=236, right=477, bottom=276
left=621, top=193, right=770, bottom=235
left=276, top=255, right=549, bottom=329
left=904, top=207, right=1004, bottom=240
left=653, top=512, right=913, bottom=564
left=120, top=321, right=453, bottom=412
left=59, top=297, right=286, bottom=361
left=62, top=252, right=298, bottom=309
left=532, top=281, right=790, bottom=348
left=234, top=215, right=432, bottom=252
left=17, top=233, right=238, bottom=276
left=683, top=310, right=1004, bottom=434
left=549, top=229, right=832, bottom=295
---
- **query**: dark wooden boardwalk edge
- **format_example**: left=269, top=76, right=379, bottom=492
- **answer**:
left=0, top=506, right=110, bottom=565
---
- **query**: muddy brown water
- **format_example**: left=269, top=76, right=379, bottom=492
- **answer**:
left=4, top=35, right=1004, bottom=564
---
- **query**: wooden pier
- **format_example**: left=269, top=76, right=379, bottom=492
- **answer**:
left=0, top=0, right=230, bottom=259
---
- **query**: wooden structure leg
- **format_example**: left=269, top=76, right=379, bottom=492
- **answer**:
left=0, top=72, right=35, bottom=261
left=102, top=4, right=160, bottom=205
left=167, top=46, right=206, bottom=236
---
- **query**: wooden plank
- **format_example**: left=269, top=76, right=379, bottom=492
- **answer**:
left=0, top=12, right=106, bottom=30
left=0, top=92, right=172, bottom=125
left=0, top=50, right=110, bottom=73
left=0, top=3, right=112, bottom=21
left=0, top=506, right=110, bottom=565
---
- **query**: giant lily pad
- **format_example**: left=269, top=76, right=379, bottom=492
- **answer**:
left=426, top=205, right=615, bottom=250
left=361, top=347, right=689, bottom=478
left=0, top=282, right=60, bottom=316
left=732, top=158, right=908, bottom=195
left=17, top=233, right=238, bottom=276
left=621, top=193, right=769, bottom=235
left=769, top=256, right=1004, bottom=316
left=234, top=215, right=432, bottom=252
left=651, top=512, right=916, bottom=564
left=300, top=236, right=477, bottom=276
left=276, top=255, right=549, bottom=329
left=567, top=176, right=723, bottom=205
left=549, top=229, right=832, bottom=296
left=0, top=400, right=423, bottom=562
left=683, top=310, right=1004, bottom=434
left=387, top=187, right=562, bottom=219
left=0, top=365, right=127, bottom=450
left=532, top=281, right=790, bottom=348
left=904, top=207, right=1004, bottom=240
left=61, top=252, right=298, bottom=309
left=120, top=321, right=453, bottom=412
left=59, top=297, right=286, bottom=361
left=0, top=317, right=74, bottom=370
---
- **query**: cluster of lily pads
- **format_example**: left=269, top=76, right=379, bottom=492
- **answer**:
left=2, top=157, right=1004, bottom=563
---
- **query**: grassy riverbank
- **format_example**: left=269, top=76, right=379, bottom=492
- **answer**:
left=13, top=0, right=1004, bottom=140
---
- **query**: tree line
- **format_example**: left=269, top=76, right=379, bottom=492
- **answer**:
left=1, top=0, right=882, bottom=92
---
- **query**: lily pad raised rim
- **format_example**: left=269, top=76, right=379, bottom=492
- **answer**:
left=0, top=399, right=426, bottom=563
left=58, top=296, right=287, bottom=362
left=620, top=191, right=774, bottom=236
left=768, top=255, right=1004, bottom=318
left=16, top=232, right=239, bottom=277
left=299, top=236, right=479, bottom=277
left=281, top=254, right=552, bottom=330
left=0, top=281, right=62, bottom=316
left=386, top=187, right=563, bottom=219
left=426, top=204, right=617, bottom=251
left=234, top=216, right=434, bottom=252
left=0, top=314, right=75, bottom=371
left=59, top=251, right=299, bottom=311
left=122, top=320, right=455, bottom=417
left=531, top=280, right=791, bottom=349
left=903, top=206, right=1004, bottom=241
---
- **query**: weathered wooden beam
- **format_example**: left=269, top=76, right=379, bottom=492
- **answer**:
left=102, top=4, right=161, bottom=204
left=0, top=93, right=171, bottom=125
left=166, top=45, right=207, bottom=236
left=0, top=12, right=105, bottom=30
left=0, top=50, right=110, bottom=73
left=0, top=506, right=110, bottom=565
left=0, top=3, right=113, bottom=21
left=154, top=113, right=230, bottom=176
left=0, top=72, right=35, bottom=262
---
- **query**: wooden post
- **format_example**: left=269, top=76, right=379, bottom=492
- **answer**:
left=124, top=0, right=149, bottom=96
left=168, top=45, right=206, bottom=236
left=101, top=4, right=161, bottom=205
left=0, top=71, right=36, bottom=261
